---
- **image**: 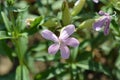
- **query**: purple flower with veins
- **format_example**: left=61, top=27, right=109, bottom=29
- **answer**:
left=41, top=24, right=79, bottom=59
left=93, top=0, right=99, bottom=3
left=93, top=11, right=111, bottom=35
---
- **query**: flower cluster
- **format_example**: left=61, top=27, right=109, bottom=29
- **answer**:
left=41, top=24, right=79, bottom=59
left=41, top=10, right=112, bottom=59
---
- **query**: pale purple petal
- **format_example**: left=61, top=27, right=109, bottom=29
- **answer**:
left=93, top=17, right=107, bottom=31
left=48, top=43, right=60, bottom=54
left=98, top=11, right=106, bottom=16
left=59, top=24, right=75, bottom=40
left=41, top=30, right=59, bottom=42
left=60, top=45, right=70, bottom=59
left=104, top=19, right=110, bottom=35
left=64, top=37, right=79, bottom=47
left=93, top=0, right=99, bottom=3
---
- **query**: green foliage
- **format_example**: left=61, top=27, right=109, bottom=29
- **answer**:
left=16, top=65, right=30, bottom=80
left=0, top=31, right=12, bottom=39
left=72, top=0, right=86, bottom=16
left=0, top=0, right=120, bottom=80
left=1, top=12, right=11, bottom=32
left=27, top=16, right=44, bottom=35
left=62, top=0, right=71, bottom=26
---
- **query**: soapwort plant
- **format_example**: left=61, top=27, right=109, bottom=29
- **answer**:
left=0, top=0, right=120, bottom=80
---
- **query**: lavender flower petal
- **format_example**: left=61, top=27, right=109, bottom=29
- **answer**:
left=60, top=45, right=70, bottom=59
left=64, top=37, right=79, bottom=47
left=93, top=0, right=99, bottom=3
left=104, top=19, right=110, bottom=35
left=59, top=24, right=75, bottom=40
left=98, top=11, right=106, bottom=16
left=93, top=17, right=107, bottom=31
left=41, top=30, right=59, bottom=42
left=48, top=43, right=60, bottom=54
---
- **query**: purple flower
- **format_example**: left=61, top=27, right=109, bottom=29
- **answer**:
left=41, top=24, right=79, bottom=59
left=93, top=0, right=99, bottom=3
left=93, top=11, right=111, bottom=35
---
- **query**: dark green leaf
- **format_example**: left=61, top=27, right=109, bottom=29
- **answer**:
left=0, top=40, right=13, bottom=61
left=35, top=64, right=67, bottom=80
left=0, top=72, right=15, bottom=80
left=77, top=60, right=112, bottom=76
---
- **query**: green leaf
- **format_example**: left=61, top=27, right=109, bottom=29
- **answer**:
left=78, top=19, right=95, bottom=29
left=71, top=46, right=79, bottom=61
left=15, top=10, right=28, bottom=32
left=7, top=0, right=15, bottom=6
left=62, top=0, right=71, bottom=26
left=27, top=16, right=44, bottom=35
left=77, top=51, right=92, bottom=61
left=42, top=19, right=58, bottom=28
left=115, top=49, right=120, bottom=70
left=14, top=35, right=28, bottom=62
left=77, top=60, right=112, bottom=76
left=0, top=31, right=12, bottom=40
left=12, top=6, right=29, bottom=12
left=72, top=0, right=86, bottom=16
left=111, top=20, right=120, bottom=36
left=1, top=12, right=11, bottom=32
left=79, top=40, right=90, bottom=50
left=91, top=32, right=109, bottom=48
left=112, top=0, right=120, bottom=11
left=30, top=16, right=44, bottom=28
left=15, top=65, right=30, bottom=80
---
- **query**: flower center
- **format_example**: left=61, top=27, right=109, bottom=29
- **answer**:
left=58, top=39, right=65, bottom=46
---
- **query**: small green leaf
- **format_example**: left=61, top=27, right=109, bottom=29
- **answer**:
left=111, top=20, right=120, bottom=36
left=31, top=16, right=44, bottom=28
left=16, top=65, right=30, bottom=80
left=71, top=46, right=79, bottom=61
left=15, top=10, right=28, bottom=32
left=62, top=0, right=71, bottom=26
left=42, top=19, right=58, bottom=27
left=7, top=0, right=15, bottom=6
left=13, top=6, right=29, bottom=12
left=72, top=0, right=86, bottom=16
left=78, top=19, right=95, bottom=29
left=1, top=12, right=11, bottom=32
left=115, top=49, right=120, bottom=70
left=27, top=16, right=44, bottom=35
left=0, top=31, right=12, bottom=40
